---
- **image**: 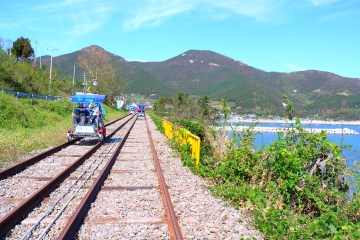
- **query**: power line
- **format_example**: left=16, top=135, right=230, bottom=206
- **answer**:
left=0, top=2, right=53, bottom=49
left=0, top=2, right=55, bottom=50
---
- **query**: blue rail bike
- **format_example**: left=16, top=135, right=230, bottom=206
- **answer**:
left=67, top=93, right=106, bottom=142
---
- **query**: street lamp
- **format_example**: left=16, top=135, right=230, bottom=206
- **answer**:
left=84, top=79, right=98, bottom=94
left=89, top=79, right=98, bottom=93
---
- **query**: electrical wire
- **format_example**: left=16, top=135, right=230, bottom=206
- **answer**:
left=0, top=2, right=55, bottom=50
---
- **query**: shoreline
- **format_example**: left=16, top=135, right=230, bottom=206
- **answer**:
left=229, top=118, right=360, bottom=126
left=216, top=125, right=359, bottom=135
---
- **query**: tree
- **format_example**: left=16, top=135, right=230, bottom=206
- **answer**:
left=154, top=93, right=216, bottom=122
left=198, top=96, right=210, bottom=119
left=221, top=98, right=230, bottom=120
left=12, top=37, right=34, bottom=62
left=282, top=94, right=295, bottom=120
left=77, top=46, right=125, bottom=104
left=153, top=97, right=172, bottom=116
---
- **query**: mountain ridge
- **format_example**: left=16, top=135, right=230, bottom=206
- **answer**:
left=45, top=45, right=360, bottom=118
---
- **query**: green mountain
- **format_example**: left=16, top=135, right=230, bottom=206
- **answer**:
left=45, top=46, right=360, bottom=119
left=133, top=50, right=360, bottom=117
left=43, top=46, right=175, bottom=97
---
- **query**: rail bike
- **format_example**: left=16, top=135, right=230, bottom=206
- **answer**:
left=67, top=93, right=106, bottom=142
left=136, top=104, right=146, bottom=118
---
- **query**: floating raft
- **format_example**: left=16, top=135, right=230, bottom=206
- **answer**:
left=218, top=126, right=359, bottom=135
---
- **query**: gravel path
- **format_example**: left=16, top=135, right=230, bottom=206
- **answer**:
left=147, top=117, right=263, bottom=239
left=78, top=118, right=170, bottom=239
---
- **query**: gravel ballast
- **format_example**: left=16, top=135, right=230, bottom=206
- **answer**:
left=146, top=117, right=263, bottom=239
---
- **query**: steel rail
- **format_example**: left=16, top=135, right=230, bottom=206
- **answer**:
left=145, top=118, right=183, bottom=240
left=22, top=137, right=121, bottom=239
left=36, top=138, right=120, bottom=240
left=0, top=114, right=130, bottom=181
left=57, top=116, right=137, bottom=239
left=105, top=113, right=131, bottom=126
left=0, top=114, right=135, bottom=239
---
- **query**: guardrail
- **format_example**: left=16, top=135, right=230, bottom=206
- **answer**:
left=162, top=119, right=201, bottom=167
left=1, top=89, right=64, bottom=101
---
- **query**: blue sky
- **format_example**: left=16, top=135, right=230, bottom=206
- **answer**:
left=0, top=0, right=359, bottom=78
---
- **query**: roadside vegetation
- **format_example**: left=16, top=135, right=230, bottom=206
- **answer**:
left=152, top=93, right=360, bottom=239
left=0, top=92, right=126, bottom=168
left=0, top=37, right=71, bottom=96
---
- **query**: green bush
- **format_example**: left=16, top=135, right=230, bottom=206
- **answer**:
left=208, top=120, right=360, bottom=239
left=151, top=96, right=360, bottom=239
left=173, top=118, right=205, bottom=140
left=207, top=104, right=360, bottom=239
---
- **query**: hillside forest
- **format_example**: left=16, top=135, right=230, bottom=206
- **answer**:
left=0, top=38, right=126, bottom=105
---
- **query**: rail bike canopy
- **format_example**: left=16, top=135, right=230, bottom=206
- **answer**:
left=137, top=104, right=147, bottom=110
left=70, top=94, right=106, bottom=103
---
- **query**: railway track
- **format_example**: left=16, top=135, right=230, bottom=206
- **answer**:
left=0, top=114, right=182, bottom=239
left=0, top=115, right=131, bottom=181
left=0, top=114, right=134, bottom=237
left=1, top=114, right=263, bottom=239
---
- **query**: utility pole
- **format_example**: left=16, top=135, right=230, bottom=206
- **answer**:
left=39, top=49, right=42, bottom=68
left=72, top=62, right=78, bottom=94
left=48, top=48, right=58, bottom=95
left=83, top=72, right=86, bottom=93
left=95, top=67, right=98, bottom=81
left=35, top=40, right=37, bottom=67
left=8, top=42, right=12, bottom=57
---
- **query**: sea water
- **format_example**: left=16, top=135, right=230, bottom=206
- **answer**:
left=225, top=122, right=360, bottom=167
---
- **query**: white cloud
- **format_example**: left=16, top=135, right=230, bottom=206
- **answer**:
left=309, top=0, right=341, bottom=6
left=66, top=5, right=113, bottom=35
left=18, top=0, right=290, bottom=33
left=30, top=0, right=118, bottom=35
left=20, top=0, right=288, bottom=34
left=210, top=0, right=282, bottom=19
left=123, top=0, right=285, bottom=30
left=68, top=21, right=102, bottom=36
left=123, top=1, right=195, bottom=30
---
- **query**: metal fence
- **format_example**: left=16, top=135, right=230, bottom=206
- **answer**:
left=1, top=89, right=64, bottom=101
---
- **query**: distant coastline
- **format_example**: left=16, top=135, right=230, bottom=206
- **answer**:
left=229, top=118, right=360, bottom=126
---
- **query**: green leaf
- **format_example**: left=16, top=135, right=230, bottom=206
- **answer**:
left=329, top=224, right=337, bottom=234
